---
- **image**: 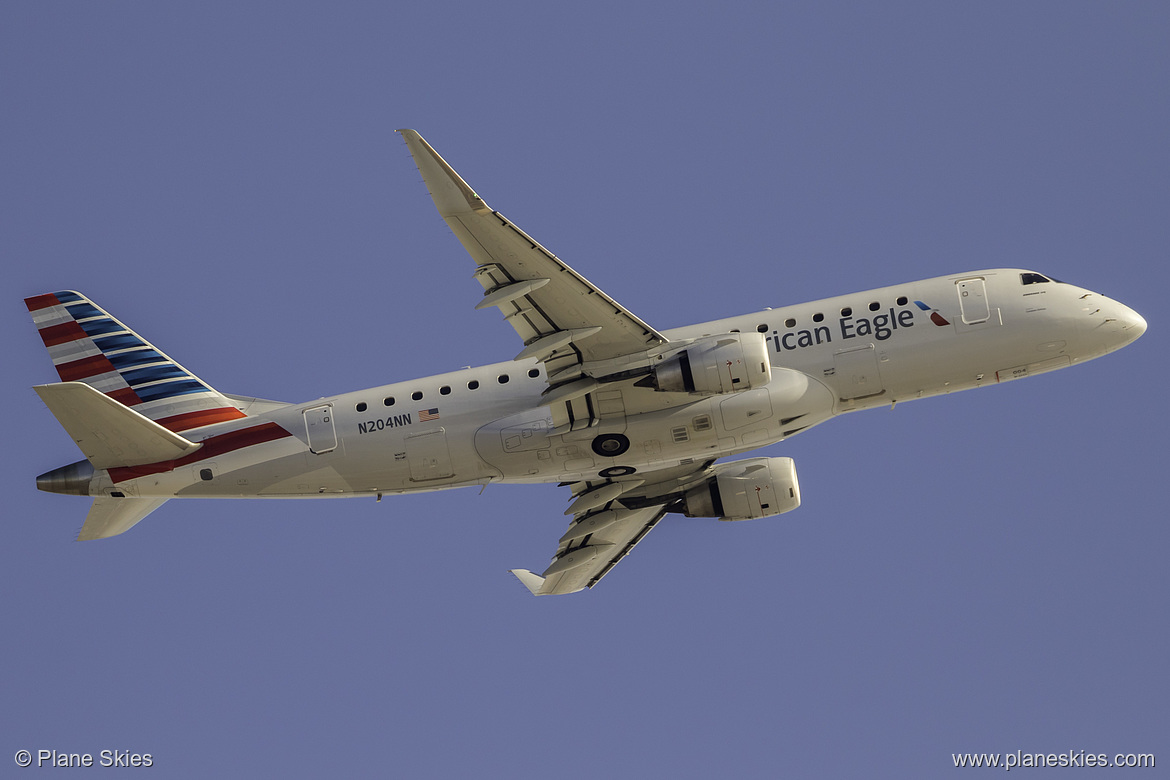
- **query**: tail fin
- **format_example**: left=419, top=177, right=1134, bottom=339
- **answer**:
left=25, top=291, right=247, bottom=433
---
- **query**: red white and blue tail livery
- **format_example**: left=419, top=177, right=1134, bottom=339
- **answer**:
left=26, top=291, right=248, bottom=433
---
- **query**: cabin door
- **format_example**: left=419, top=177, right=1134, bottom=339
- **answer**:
left=956, top=278, right=990, bottom=324
left=304, top=404, right=337, bottom=454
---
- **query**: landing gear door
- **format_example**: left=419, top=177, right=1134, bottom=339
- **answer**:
left=956, top=278, right=990, bottom=324
left=304, top=404, right=337, bottom=454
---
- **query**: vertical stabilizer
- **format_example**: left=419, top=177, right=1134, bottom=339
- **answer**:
left=25, top=291, right=247, bottom=434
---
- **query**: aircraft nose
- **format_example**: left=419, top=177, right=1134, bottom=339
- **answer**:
left=1078, top=295, right=1146, bottom=355
left=1120, top=304, right=1147, bottom=341
left=1106, top=300, right=1147, bottom=349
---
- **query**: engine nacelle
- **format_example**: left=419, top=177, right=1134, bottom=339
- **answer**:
left=648, top=332, right=772, bottom=395
left=682, top=457, right=801, bottom=521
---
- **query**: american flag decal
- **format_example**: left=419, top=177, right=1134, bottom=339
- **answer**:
left=418, top=408, right=440, bottom=422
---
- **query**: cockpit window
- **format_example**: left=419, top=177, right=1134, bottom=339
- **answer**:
left=1020, top=272, right=1051, bottom=285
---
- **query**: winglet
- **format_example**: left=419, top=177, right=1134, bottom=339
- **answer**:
left=509, top=568, right=547, bottom=596
left=397, top=129, right=490, bottom=217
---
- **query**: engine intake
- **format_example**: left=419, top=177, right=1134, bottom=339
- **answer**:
left=644, top=332, right=772, bottom=395
left=682, top=457, right=800, bottom=521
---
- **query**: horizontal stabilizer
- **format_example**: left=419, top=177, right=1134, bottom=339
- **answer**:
left=35, top=382, right=201, bottom=469
left=79, top=497, right=169, bottom=541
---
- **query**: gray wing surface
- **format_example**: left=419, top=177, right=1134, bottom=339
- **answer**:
left=508, top=461, right=719, bottom=596
left=398, top=129, right=667, bottom=369
left=399, top=130, right=712, bottom=595
left=510, top=504, right=668, bottom=596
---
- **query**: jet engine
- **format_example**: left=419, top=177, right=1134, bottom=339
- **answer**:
left=642, top=332, right=772, bottom=395
left=682, top=457, right=800, bottom=521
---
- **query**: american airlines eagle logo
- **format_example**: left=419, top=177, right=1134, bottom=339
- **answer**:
left=914, top=300, right=951, bottom=326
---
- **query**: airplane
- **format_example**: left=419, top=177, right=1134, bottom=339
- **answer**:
left=28, top=129, right=1147, bottom=596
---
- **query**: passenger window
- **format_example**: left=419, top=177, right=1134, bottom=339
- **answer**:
left=756, top=324, right=768, bottom=333
left=383, top=397, right=395, bottom=407
left=411, top=391, right=423, bottom=401
left=869, top=301, right=880, bottom=311
left=896, top=296, right=908, bottom=306
left=467, top=380, right=479, bottom=390
left=356, top=402, right=367, bottom=412
left=840, top=307, right=852, bottom=317
left=528, top=368, right=540, bottom=378
left=812, top=313, right=824, bottom=323
left=439, top=386, right=451, bottom=396
left=498, top=374, right=510, bottom=384
left=784, top=318, right=796, bottom=328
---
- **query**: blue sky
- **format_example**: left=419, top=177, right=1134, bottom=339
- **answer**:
left=3, top=3, right=1166, bottom=777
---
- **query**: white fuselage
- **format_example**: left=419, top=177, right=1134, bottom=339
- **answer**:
left=88, top=268, right=1143, bottom=502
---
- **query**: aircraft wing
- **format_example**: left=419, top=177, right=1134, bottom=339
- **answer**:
left=510, top=504, right=668, bottom=596
left=398, top=130, right=668, bottom=371
left=509, top=461, right=717, bottom=595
